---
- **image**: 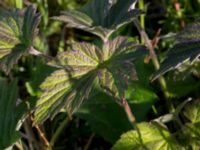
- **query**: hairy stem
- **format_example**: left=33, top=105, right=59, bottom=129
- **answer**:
left=122, top=98, right=136, bottom=126
left=30, top=116, right=51, bottom=149
left=34, top=124, right=51, bottom=149
left=121, top=98, right=148, bottom=150
left=133, top=19, right=174, bottom=112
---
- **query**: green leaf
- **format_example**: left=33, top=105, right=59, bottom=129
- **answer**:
left=76, top=91, right=133, bottom=143
left=52, top=0, right=141, bottom=40
left=76, top=84, right=157, bottom=143
left=165, top=72, right=200, bottom=98
left=0, top=79, right=26, bottom=149
left=0, top=5, right=40, bottom=73
left=112, top=122, right=182, bottom=150
left=35, top=37, right=146, bottom=123
left=35, top=42, right=101, bottom=123
left=153, top=21, right=200, bottom=80
left=183, top=101, right=200, bottom=139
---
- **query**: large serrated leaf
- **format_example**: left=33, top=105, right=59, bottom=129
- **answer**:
left=35, top=37, right=146, bottom=123
left=52, top=0, right=141, bottom=40
left=0, top=5, right=40, bottom=73
left=34, top=42, right=100, bottom=123
left=153, top=21, right=200, bottom=80
left=112, top=122, right=182, bottom=150
left=0, top=79, right=26, bottom=149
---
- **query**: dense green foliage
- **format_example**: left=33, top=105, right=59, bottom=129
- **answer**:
left=0, top=0, right=199, bottom=150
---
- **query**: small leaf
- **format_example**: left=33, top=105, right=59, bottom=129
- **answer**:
left=0, top=6, right=40, bottom=73
left=112, top=122, right=182, bottom=150
left=35, top=37, right=146, bottom=123
left=0, top=79, right=26, bottom=149
left=153, top=21, right=200, bottom=80
left=53, top=0, right=141, bottom=40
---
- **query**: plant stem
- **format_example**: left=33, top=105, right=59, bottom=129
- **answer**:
left=50, top=116, right=72, bottom=147
left=34, top=124, right=52, bottom=149
left=173, top=0, right=185, bottom=28
left=121, top=98, right=136, bottom=126
left=133, top=19, right=174, bottom=112
left=121, top=98, right=148, bottom=150
left=23, top=120, right=37, bottom=150
left=83, top=133, right=95, bottom=150
left=139, top=0, right=145, bottom=44
left=15, top=141, right=25, bottom=150
left=30, top=116, right=51, bottom=149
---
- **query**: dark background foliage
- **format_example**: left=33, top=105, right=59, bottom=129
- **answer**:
left=0, top=0, right=199, bottom=150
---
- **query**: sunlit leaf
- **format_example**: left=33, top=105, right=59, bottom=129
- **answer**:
left=0, top=79, right=26, bottom=149
left=183, top=100, right=200, bottom=144
left=112, top=122, right=182, bottom=150
left=52, top=0, right=141, bottom=40
left=35, top=37, right=146, bottom=123
left=0, top=5, right=40, bottom=73
left=34, top=42, right=100, bottom=123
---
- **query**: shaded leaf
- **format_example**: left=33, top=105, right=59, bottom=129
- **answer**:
left=0, top=5, right=40, bottom=73
left=0, top=79, right=26, bottom=149
left=53, top=0, right=141, bottom=40
left=77, top=85, right=157, bottom=143
left=165, top=71, right=200, bottom=98
left=112, top=122, right=182, bottom=150
left=35, top=37, right=146, bottom=123
left=77, top=91, right=133, bottom=143
left=153, top=21, right=200, bottom=80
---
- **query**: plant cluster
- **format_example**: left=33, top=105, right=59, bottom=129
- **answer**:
left=0, top=0, right=199, bottom=149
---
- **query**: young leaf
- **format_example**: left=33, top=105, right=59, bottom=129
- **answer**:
left=153, top=21, right=200, bottom=80
left=52, top=0, right=141, bottom=40
left=35, top=37, right=147, bottom=123
left=0, top=79, right=26, bottom=149
left=0, top=6, right=40, bottom=73
left=112, top=122, right=182, bottom=150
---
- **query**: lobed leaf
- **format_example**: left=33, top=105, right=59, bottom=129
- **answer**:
left=53, top=0, right=141, bottom=40
left=0, top=5, right=40, bottom=73
left=112, top=122, right=182, bottom=150
left=35, top=42, right=101, bottom=123
left=153, top=21, right=200, bottom=80
left=35, top=37, right=146, bottom=123
left=184, top=101, right=200, bottom=134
